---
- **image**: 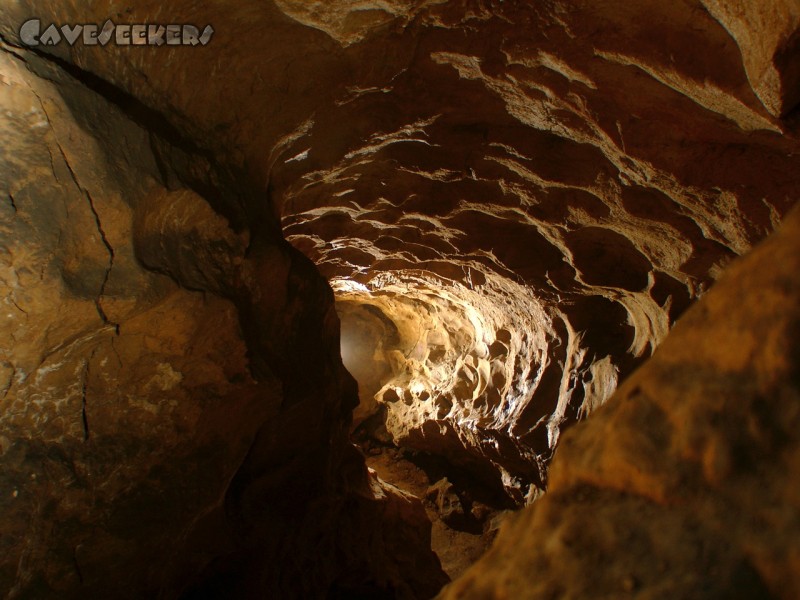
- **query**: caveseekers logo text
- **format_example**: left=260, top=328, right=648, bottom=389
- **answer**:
left=19, top=19, right=214, bottom=47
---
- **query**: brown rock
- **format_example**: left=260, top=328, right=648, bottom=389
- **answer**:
left=0, top=0, right=799, bottom=597
left=437, top=204, right=800, bottom=599
left=426, top=478, right=468, bottom=529
left=702, top=0, right=800, bottom=116
left=0, top=9, right=446, bottom=599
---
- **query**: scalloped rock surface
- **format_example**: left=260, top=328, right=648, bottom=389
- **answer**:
left=438, top=199, right=800, bottom=600
left=0, top=0, right=799, bottom=598
left=273, top=0, right=800, bottom=501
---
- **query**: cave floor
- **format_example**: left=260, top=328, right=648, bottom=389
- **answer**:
left=357, top=440, right=510, bottom=580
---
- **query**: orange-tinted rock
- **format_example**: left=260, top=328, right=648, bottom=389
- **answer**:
left=0, top=0, right=799, bottom=597
left=0, top=10, right=446, bottom=599
left=438, top=204, right=800, bottom=599
left=702, top=0, right=800, bottom=116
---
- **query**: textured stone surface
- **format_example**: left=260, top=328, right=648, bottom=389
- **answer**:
left=360, top=442, right=506, bottom=582
left=2, top=1, right=797, bottom=509
left=437, top=203, right=800, bottom=599
left=0, top=0, right=798, bottom=597
left=273, top=0, right=800, bottom=501
left=0, top=4, right=446, bottom=599
left=702, top=0, right=800, bottom=117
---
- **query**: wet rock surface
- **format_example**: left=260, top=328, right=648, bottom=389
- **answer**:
left=274, top=0, right=800, bottom=502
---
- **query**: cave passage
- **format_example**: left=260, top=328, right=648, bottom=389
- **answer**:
left=1, top=0, right=800, bottom=598
left=330, top=258, right=628, bottom=579
left=336, top=277, right=528, bottom=578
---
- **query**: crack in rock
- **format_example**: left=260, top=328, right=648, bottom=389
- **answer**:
left=53, top=140, right=118, bottom=329
left=15, top=53, right=120, bottom=332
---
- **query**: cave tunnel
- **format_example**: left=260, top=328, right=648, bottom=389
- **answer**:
left=1, top=1, right=800, bottom=599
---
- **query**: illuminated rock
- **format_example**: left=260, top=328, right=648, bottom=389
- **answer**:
left=0, top=0, right=798, bottom=597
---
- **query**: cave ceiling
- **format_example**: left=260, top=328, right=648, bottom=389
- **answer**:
left=1, top=0, right=799, bottom=597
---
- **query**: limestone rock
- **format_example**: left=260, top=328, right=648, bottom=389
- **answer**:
left=1, top=3, right=797, bottom=507
left=702, top=0, right=800, bottom=116
left=273, top=0, right=800, bottom=501
left=437, top=203, right=800, bottom=599
left=426, top=478, right=468, bottom=529
left=0, top=8, right=446, bottom=599
left=0, top=0, right=799, bottom=597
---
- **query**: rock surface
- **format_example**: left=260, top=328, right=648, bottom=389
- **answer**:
left=702, top=0, right=800, bottom=116
left=438, top=200, right=800, bottom=600
left=359, top=441, right=506, bottom=582
left=0, top=4, right=447, bottom=599
left=274, top=0, right=800, bottom=501
left=0, top=0, right=798, bottom=598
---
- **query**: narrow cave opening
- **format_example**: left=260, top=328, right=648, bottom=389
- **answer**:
left=330, top=272, right=564, bottom=579
left=336, top=290, right=514, bottom=579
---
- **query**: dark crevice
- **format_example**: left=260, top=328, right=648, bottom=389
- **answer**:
left=72, top=545, right=84, bottom=585
left=52, top=140, right=119, bottom=330
left=84, top=189, right=118, bottom=331
left=109, top=335, right=123, bottom=368
left=10, top=299, right=27, bottom=315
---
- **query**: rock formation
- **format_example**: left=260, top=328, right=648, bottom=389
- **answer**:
left=275, top=0, right=800, bottom=502
left=438, top=199, right=800, bottom=600
left=0, top=0, right=798, bottom=598
left=0, top=3, right=448, bottom=598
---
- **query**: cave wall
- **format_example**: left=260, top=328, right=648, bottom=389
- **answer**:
left=271, top=0, right=800, bottom=499
left=0, top=43, right=270, bottom=596
left=0, top=2, right=448, bottom=598
left=438, top=199, right=800, bottom=600
left=0, top=0, right=799, bottom=598
left=701, top=0, right=800, bottom=117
